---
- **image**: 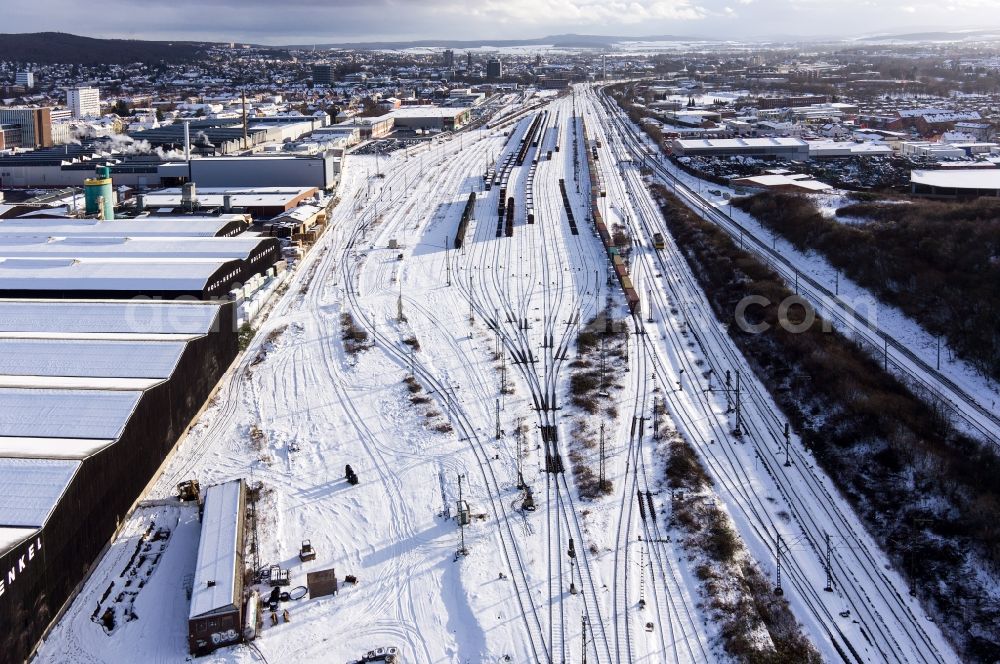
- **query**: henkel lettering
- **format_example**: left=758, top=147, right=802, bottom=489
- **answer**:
left=1, top=536, right=42, bottom=601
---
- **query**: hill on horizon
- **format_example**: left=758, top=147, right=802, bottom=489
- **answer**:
left=0, top=32, right=210, bottom=65
left=281, top=33, right=707, bottom=51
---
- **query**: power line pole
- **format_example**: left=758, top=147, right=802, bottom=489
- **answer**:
left=599, top=334, right=607, bottom=391
left=774, top=533, right=784, bottom=595
left=783, top=422, right=791, bottom=467
left=516, top=418, right=525, bottom=489
left=468, top=274, right=474, bottom=325
left=724, top=370, right=732, bottom=413
left=501, top=349, right=507, bottom=394
left=639, top=545, right=646, bottom=609
left=457, top=474, right=468, bottom=557
left=734, top=370, right=742, bottom=435
left=824, top=532, right=834, bottom=592
left=598, top=420, right=607, bottom=492
left=446, top=239, right=452, bottom=286
left=581, top=614, right=588, bottom=664
left=495, top=398, right=501, bottom=440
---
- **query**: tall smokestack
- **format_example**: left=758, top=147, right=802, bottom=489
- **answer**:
left=242, top=90, right=248, bottom=150
left=183, top=120, right=191, bottom=162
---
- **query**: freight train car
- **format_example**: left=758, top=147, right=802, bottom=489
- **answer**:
left=581, top=118, right=639, bottom=314
left=454, top=192, right=476, bottom=249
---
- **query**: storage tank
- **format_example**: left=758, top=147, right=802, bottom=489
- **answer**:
left=84, top=165, right=114, bottom=220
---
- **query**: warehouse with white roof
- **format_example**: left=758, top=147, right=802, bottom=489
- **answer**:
left=0, top=215, right=249, bottom=239
left=910, top=168, right=1000, bottom=197
left=187, top=479, right=247, bottom=655
left=671, top=137, right=810, bottom=159
left=0, top=299, right=239, bottom=663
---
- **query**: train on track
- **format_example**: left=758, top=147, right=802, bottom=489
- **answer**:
left=583, top=118, right=640, bottom=313
left=454, top=192, right=476, bottom=249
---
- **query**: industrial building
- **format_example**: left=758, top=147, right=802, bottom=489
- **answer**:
left=756, top=95, right=828, bottom=110
left=899, top=141, right=969, bottom=160
left=0, top=299, right=240, bottom=664
left=0, top=212, right=279, bottom=299
left=0, top=236, right=279, bottom=275
left=807, top=141, right=893, bottom=158
left=910, top=168, right=1000, bottom=197
left=538, top=76, right=571, bottom=90
left=662, top=109, right=723, bottom=127
left=141, top=186, right=319, bottom=218
left=0, top=144, right=155, bottom=189
left=0, top=108, right=53, bottom=148
left=387, top=106, right=471, bottom=132
left=0, top=216, right=250, bottom=239
left=0, top=257, right=256, bottom=300
left=336, top=116, right=394, bottom=140
left=188, top=155, right=338, bottom=191
left=732, top=173, right=833, bottom=192
left=66, top=87, right=101, bottom=119
left=188, top=479, right=248, bottom=655
left=0, top=145, right=337, bottom=192
left=129, top=116, right=324, bottom=156
left=671, top=137, right=810, bottom=160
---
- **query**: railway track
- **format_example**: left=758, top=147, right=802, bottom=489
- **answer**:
left=599, top=87, right=998, bottom=448
left=339, top=121, right=554, bottom=663
left=587, top=85, right=953, bottom=664
left=454, top=98, right=616, bottom=663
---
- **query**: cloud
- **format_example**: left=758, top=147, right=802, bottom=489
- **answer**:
left=0, top=0, right=990, bottom=43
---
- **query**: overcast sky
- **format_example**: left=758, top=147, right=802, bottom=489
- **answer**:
left=3, top=0, right=994, bottom=44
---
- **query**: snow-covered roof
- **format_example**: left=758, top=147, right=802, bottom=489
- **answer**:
left=897, top=107, right=950, bottom=118
left=0, top=236, right=270, bottom=261
left=911, top=168, right=1000, bottom=190
left=733, top=174, right=832, bottom=191
left=0, top=526, right=36, bottom=552
left=0, top=457, right=79, bottom=527
left=675, top=137, right=808, bottom=149
left=0, top=219, right=241, bottom=238
left=0, top=339, right=186, bottom=379
left=807, top=141, right=894, bottom=157
left=272, top=205, right=323, bottom=224
left=0, top=300, right=221, bottom=336
left=0, top=388, right=142, bottom=440
left=0, top=436, right=115, bottom=460
left=0, top=258, right=231, bottom=292
left=389, top=106, right=470, bottom=119
left=190, top=479, right=244, bottom=620
left=143, top=187, right=317, bottom=210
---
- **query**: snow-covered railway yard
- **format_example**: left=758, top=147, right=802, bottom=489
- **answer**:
left=36, top=86, right=960, bottom=664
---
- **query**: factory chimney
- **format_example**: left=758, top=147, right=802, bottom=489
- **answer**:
left=242, top=90, right=248, bottom=150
